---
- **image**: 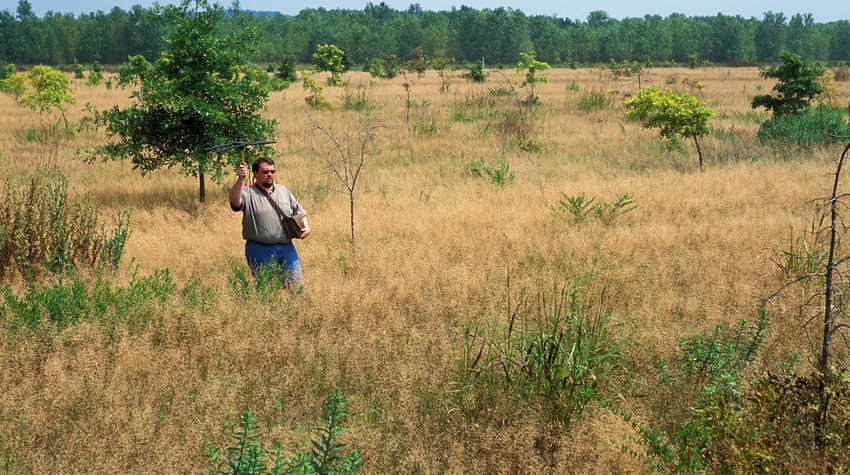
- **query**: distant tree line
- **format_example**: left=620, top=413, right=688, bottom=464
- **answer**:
left=2, top=0, right=850, bottom=67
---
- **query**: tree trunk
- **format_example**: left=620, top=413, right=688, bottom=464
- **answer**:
left=693, top=135, right=704, bottom=171
left=199, top=172, right=206, bottom=203
left=349, top=191, right=356, bottom=258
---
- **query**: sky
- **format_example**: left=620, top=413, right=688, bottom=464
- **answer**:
left=6, top=0, right=850, bottom=23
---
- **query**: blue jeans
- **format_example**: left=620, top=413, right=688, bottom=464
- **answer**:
left=245, top=240, right=303, bottom=287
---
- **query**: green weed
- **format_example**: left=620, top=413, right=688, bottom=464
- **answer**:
left=454, top=274, right=623, bottom=427
left=1, top=268, right=175, bottom=333
left=341, top=84, right=378, bottom=112
left=467, top=155, right=515, bottom=187
left=0, top=165, right=131, bottom=283
left=758, top=104, right=850, bottom=146
left=227, top=260, right=298, bottom=303
left=552, top=192, right=636, bottom=225
left=615, top=310, right=770, bottom=474
left=203, top=388, right=362, bottom=475
left=575, top=89, right=612, bottom=112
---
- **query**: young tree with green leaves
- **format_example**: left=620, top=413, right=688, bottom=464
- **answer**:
left=84, top=0, right=277, bottom=203
left=85, top=61, right=103, bottom=86
left=2, top=64, right=76, bottom=131
left=313, top=44, right=346, bottom=86
left=625, top=86, right=714, bottom=170
left=515, top=51, right=550, bottom=102
left=751, top=50, right=826, bottom=116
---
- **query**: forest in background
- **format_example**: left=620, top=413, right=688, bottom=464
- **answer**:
left=2, top=0, right=850, bottom=68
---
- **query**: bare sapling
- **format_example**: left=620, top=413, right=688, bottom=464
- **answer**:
left=769, top=141, right=850, bottom=436
left=308, top=113, right=384, bottom=258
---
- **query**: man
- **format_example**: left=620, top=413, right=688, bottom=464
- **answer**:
left=229, top=157, right=310, bottom=287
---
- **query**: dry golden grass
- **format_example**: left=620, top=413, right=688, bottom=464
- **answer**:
left=1, top=66, right=849, bottom=473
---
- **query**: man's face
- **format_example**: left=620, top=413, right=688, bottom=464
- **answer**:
left=254, top=163, right=276, bottom=187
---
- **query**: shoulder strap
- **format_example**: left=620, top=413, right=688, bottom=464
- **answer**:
left=258, top=187, right=290, bottom=218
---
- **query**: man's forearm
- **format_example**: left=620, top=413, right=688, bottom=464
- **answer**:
left=229, top=177, right=244, bottom=208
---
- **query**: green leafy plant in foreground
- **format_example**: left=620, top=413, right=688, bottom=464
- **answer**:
left=615, top=305, right=850, bottom=473
left=204, top=388, right=362, bottom=475
left=1, top=268, right=176, bottom=333
left=615, top=310, right=769, bottom=473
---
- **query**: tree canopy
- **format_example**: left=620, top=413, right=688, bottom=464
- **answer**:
left=0, top=0, right=847, bottom=67
left=84, top=0, right=277, bottom=203
left=751, top=49, right=827, bottom=116
left=2, top=64, right=76, bottom=130
left=625, top=86, right=715, bottom=169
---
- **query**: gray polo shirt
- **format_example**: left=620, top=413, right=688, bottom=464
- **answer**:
left=231, top=184, right=306, bottom=244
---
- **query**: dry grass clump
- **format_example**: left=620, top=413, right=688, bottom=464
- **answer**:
left=0, top=66, right=848, bottom=473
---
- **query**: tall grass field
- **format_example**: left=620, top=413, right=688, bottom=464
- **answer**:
left=1, top=65, right=849, bottom=473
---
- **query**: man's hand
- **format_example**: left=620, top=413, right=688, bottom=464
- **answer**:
left=299, top=217, right=311, bottom=239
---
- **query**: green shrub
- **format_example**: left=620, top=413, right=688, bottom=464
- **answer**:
left=488, top=86, right=512, bottom=97
left=228, top=260, right=300, bottom=303
left=617, top=308, right=850, bottom=473
left=342, top=84, right=377, bottom=112
left=0, top=61, right=14, bottom=82
left=411, top=117, right=439, bottom=136
left=302, top=72, right=334, bottom=111
left=86, top=61, right=103, bottom=86
left=757, top=104, right=850, bottom=146
left=461, top=61, right=486, bottom=83
left=276, top=55, right=298, bottom=83
left=617, top=310, right=770, bottom=473
left=449, top=92, right=506, bottom=122
left=0, top=166, right=131, bottom=283
left=1, top=268, right=175, bottom=333
left=367, top=57, right=399, bottom=79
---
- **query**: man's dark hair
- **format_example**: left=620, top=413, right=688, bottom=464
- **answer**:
left=251, top=156, right=275, bottom=172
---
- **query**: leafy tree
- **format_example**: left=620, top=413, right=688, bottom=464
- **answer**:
left=71, top=59, right=85, bottom=79
left=751, top=50, right=826, bottom=116
left=85, top=60, right=103, bottom=86
left=514, top=50, right=550, bottom=101
left=407, top=46, right=429, bottom=78
left=755, top=11, right=787, bottom=62
left=313, top=43, right=346, bottom=86
left=2, top=64, right=76, bottom=131
left=275, top=54, right=297, bottom=83
left=625, top=86, right=714, bottom=170
left=302, top=71, right=333, bottom=111
left=461, top=60, right=486, bottom=83
left=84, top=0, right=277, bottom=203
